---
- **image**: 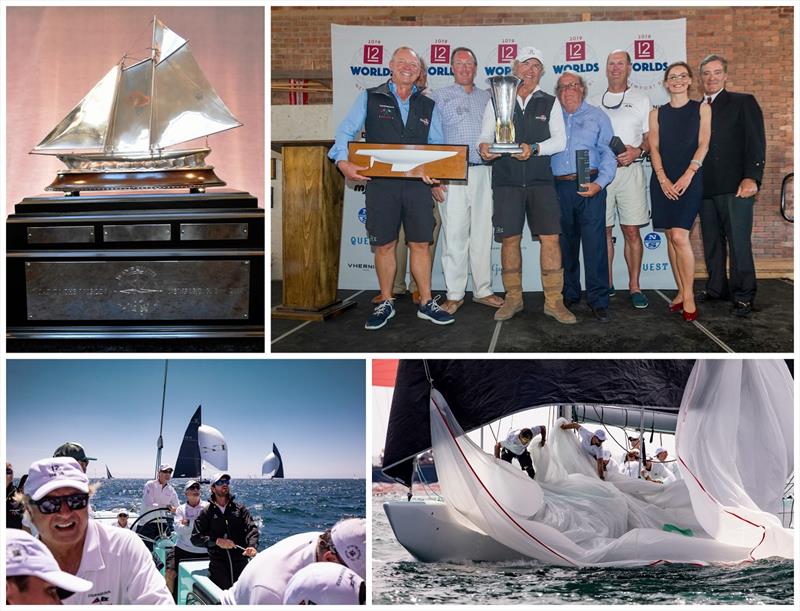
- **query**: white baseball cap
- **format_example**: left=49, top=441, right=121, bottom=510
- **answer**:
left=158, top=464, right=173, bottom=472
left=594, top=429, right=607, bottom=442
left=655, top=447, right=667, bottom=456
left=184, top=480, right=200, bottom=491
left=211, top=472, right=231, bottom=485
left=331, top=518, right=366, bottom=579
left=27, top=457, right=89, bottom=501
left=283, top=562, right=364, bottom=605
left=6, top=528, right=93, bottom=595
left=516, top=46, right=545, bottom=66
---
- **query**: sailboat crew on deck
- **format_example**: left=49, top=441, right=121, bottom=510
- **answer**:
left=140, top=464, right=179, bottom=551
left=21, top=457, right=173, bottom=604
left=191, top=473, right=258, bottom=590
left=165, top=480, right=209, bottom=601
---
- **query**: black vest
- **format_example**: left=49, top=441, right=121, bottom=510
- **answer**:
left=491, top=92, right=557, bottom=187
left=364, top=80, right=434, bottom=145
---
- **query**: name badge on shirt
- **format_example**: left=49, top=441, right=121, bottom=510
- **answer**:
left=534, top=114, right=547, bottom=122
left=419, top=117, right=430, bottom=126
left=378, top=104, right=395, bottom=120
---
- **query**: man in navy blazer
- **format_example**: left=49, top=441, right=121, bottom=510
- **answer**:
left=697, top=55, right=766, bottom=317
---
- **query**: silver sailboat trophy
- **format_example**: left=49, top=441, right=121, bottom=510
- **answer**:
left=31, top=17, right=241, bottom=196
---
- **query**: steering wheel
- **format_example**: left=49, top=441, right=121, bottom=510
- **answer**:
left=130, top=507, right=175, bottom=545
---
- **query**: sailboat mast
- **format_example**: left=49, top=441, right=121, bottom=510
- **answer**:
left=148, top=15, right=157, bottom=154
left=155, top=360, right=169, bottom=477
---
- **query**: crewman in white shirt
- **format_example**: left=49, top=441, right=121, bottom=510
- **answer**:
left=219, top=517, right=366, bottom=605
left=651, top=448, right=679, bottom=483
left=493, top=426, right=546, bottom=479
left=140, top=463, right=180, bottom=550
left=560, top=422, right=608, bottom=480
left=165, top=480, right=210, bottom=601
left=282, top=562, right=365, bottom=605
left=22, top=457, right=174, bottom=605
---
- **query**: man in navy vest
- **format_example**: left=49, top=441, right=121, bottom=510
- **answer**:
left=330, top=47, right=453, bottom=330
left=477, top=47, right=574, bottom=324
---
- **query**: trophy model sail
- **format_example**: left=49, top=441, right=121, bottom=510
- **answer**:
left=31, top=17, right=242, bottom=195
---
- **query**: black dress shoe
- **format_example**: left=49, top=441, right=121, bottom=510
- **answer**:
left=731, top=301, right=754, bottom=317
left=590, top=306, right=610, bottom=323
left=696, top=290, right=726, bottom=303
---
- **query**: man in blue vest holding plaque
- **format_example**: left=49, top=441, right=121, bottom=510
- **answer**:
left=330, top=46, right=453, bottom=330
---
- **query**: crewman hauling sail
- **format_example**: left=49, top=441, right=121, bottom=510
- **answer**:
left=494, top=426, right=546, bottom=479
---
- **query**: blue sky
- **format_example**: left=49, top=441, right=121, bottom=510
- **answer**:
left=6, top=359, right=365, bottom=479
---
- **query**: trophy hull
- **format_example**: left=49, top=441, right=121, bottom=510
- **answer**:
left=45, top=167, right=226, bottom=195
left=488, top=143, right=524, bottom=155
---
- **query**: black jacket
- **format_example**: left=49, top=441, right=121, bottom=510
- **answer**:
left=6, top=483, right=25, bottom=530
left=190, top=495, right=259, bottom=556
left=703, top=89, right=766, bottom=197
left=364, top=80, right=434, bottom=145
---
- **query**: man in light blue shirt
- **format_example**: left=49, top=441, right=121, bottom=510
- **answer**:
left=328, top=46, right=453, bottom=330
left=551, top=71, right=617, bottom=323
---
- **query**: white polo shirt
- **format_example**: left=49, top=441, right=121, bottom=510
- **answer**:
left=587, top=87, right=650, bottom=148
left=62, top=519, right=174, bottom=605
left=141, top=479, right=179, bottom=524
left=174, top=500, right=209, bottom=553
left=650, top=461, right=675, bottom=483
left=220, top=531, right=320, bottom=605
left=500, top=426, right=544, bottom=455
left=619, top=460, right=641, bottom=479
left=577, top=426, right=605, bottom=461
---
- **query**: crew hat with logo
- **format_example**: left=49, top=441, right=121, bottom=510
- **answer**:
left=158, top=463, right=173, bottom=472
left=6, top=528, right=93, bottom=597
left=283, top=562, right=364, bottom=605
left=331, top=517, right=366, bottom=579
left=53, top=442, right=96, bottom=462
left=27, top=457, right=90, bottom=501
left=594, top=429, right=607, bottom=442
left=516, top=46, right=545, bottom=66
left=184, top=479, right=200, bottom=491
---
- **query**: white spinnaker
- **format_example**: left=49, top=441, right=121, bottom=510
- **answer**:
left=198, top=424, right=228, bottom=470
left=262, top=452, right=280, bottom=477
left=676, top=360, right=793, bottom=559
left=429, top=359, right=793, bottom=566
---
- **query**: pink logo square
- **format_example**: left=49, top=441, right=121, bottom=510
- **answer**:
left=498, top=44, right=517, bottom=64
left=566, top=41, right=585, bottom=61
left=430, top=44, right=450, bottom=64
left=363, top=45, right=383, bottom=65
left=634, top=40, right=655, bottom=60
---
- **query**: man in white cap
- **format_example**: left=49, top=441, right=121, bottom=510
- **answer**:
left=477, top=46, right=573, bottom=324
left=165, top=480, right=209, bottom=601
left=6, top=528, right=93, bottom=604
left=140, top=463, right=179, bottom=551
left=560, top=422, right=608, bottom=479
left=651, top=448, right=680, bottom=482
left=619, top=449, right=642, bottom=479
left=219, top=517, right=366, bottom=605
left=282, top=563, right=365, bottom=605
left=21, top=457, right=173, bottom=604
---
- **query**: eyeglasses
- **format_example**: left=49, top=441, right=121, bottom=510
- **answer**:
left=213, top=478, right=230, bottom=486
left=187, top=486, right=201, bottom=493
left=667, top=73, right=690, bottom=81
left=557, top=81, right=583, bottom=91
left=33, top=493, right=90, bottom=514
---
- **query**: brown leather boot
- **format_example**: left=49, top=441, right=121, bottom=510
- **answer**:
left=494, top=270, right=524, bottom=321
left=542, top=268, right=577, bottom=324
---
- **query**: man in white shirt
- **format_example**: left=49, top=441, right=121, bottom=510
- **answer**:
left=588, top=50, right=651, bottom=308
left=493, top=426, right=546, bottom=479
left=619, top=449, right=642, bottom=479
left=219, top=517, right=365, bottom=605
left=653, top=448, right=681, bottom=482
left=560, top=422, right=607, bottom=479
left=282, top=562, right=365, bottom=605
left=6, top=528, right=93, bottom=604
left=165, top=480, right=209, bottom=601
left=140, top=463, right=179, bottom=551
left=22, top=457, right=173, bottom=605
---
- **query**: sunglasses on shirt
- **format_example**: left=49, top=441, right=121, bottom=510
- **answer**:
left=34, top=493, right=90, bottom=514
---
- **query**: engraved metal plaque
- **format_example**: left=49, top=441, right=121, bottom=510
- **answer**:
left=103, top=224, right=171, bottom=242
left=27, top=226, right=95, bottom=244
left=25, top=260, right=251, bottom=320
left=180, top=223, right=248, bottom=241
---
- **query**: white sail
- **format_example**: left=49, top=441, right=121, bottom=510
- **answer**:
left=33, top=66, right=119, bottom=152
left=153, top=18, right=186, bottom=64
left=261, top=452, right=280, bottom=478
left=151, top=43, right=241, bottom=150
left=108, top=58, right=154, bottom=153
left=198, top=424, right=228, bottom=470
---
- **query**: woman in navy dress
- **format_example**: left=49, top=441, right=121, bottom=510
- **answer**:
left=649, top=61, right=711, bottom=321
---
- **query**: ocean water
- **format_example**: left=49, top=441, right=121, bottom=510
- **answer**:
left=90, top=478, right=365, bottom=549
left=373, top=487, right=794, bottom=605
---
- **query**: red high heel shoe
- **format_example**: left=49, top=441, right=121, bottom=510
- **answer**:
left=668, top=302, right=683, bottom=313
left=682, top=308, right=698, bottom=322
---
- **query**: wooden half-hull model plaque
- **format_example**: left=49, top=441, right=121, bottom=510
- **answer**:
left=7, top=17, right=264, bottom=341
left=347, top=143, right=468, bottom=180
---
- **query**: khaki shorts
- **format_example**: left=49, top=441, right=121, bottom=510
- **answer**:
left=605, top=163, right=649, bottom=227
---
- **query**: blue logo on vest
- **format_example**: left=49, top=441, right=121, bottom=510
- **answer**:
left=643, top=232, right=662, bottom=250
left=358, top=208, right=367, bottom=224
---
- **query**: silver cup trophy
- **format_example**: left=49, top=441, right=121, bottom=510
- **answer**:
left=488, top=75, right=523, bottom=154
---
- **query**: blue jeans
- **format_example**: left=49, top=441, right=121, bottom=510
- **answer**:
left=555, top=181, right=609, bottom=309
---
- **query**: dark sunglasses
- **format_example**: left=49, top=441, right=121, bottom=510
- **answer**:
left=213, top=478, right=231, bottom=486
left=186, top=485, right=201, bottom=492
left=6, top=469, right=13, bottom=475
left=34, top=493, right=90, bottom=514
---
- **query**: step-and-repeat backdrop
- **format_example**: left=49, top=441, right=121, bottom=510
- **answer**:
left=332, top=19, right=686, bottom=290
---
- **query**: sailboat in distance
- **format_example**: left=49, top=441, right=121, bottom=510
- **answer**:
left=174, top=405, right=228, bottom=482
left=32, top=16, right=241, bottom=195
left=261, top=443, right=285, bottom=479
left=106, top=465, right=114, bottom=479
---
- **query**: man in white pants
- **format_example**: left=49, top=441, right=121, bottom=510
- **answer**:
left=430, top=47, right=503, bottom=315
left=588, top=50, right=651, bottom=309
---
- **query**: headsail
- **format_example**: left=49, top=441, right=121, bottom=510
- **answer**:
left=153, top=18, right=186, bottom=63
left=106, top=465, right=114, bottom=479
left=33, top=66, right=119, bottom=153
left=262, top=443, right=284, bottom=478
left=174, top=405, right=202, bottom=478
left=198, top=424, right=228, bottom=470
